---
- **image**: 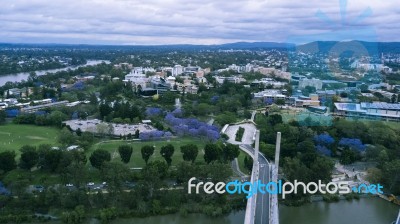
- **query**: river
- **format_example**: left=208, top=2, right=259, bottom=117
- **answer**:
left=106, top=197, right=398, bottom=224
left=0, top=60, right=110, bottom=86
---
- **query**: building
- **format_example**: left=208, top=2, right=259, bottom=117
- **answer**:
left=253, top=90, right=286, bottom=103
left=299, top=78, right=323, bottom=90
left=21, top=101, right=69, bottom=113
left=255, top=67, right=291, bottom=80
left=289, top=94, right=320, bottom=107
left=334, top=102, right=400, bottom=121
left=3, top=87, right=32, bottom=98
left=123, top=70, right=148, bottom=90
left=215, top=76, right=245, bottom=84
left=150, top=76, right=171, bottom=91
left=172, top=65, right=183, bottom=76
left=316, top=90, right=337, bottom=99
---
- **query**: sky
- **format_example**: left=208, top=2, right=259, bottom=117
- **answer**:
left=0, top=0, right=398, bottom=45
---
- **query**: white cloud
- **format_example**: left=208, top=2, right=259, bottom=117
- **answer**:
left=0, top=0, right=397, bottom=44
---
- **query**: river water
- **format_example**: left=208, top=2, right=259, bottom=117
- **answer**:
left=0, top=60, right=110, bottom=86
left=109, top=197, right=399, bottom=224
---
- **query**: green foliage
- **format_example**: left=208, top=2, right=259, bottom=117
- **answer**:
left=19, top=145, right=39, bottom=170
left=61, top=205, right=86, bottom=224
left=215, top=112, right=236, bottom=126
left=160, top=144, right=175, bottom=166
left=0, top=110, right=6, bottom=124
left=204, top=143, right=221, bottom=164
left=99, top=207, right=117, bottom=224
left=222, top=143, right=240, bottom=161
left=101, top=162, right=130, bottom=194
left=89, top=149, right=111, bottom=169
left=118, top=145, right=133, bottom=164
left=180, top=144, right=199, bottom=163
left=0, top=151, right=17, bottom=173
left=235, top=127, right=245, bottom=141
left=244, top=155, right=253, bottom=171
left=58, top=127, right=77, bottom=146
left=339, top=148, right=358, bottom=165
left=141, top=145, right=155, bottom=164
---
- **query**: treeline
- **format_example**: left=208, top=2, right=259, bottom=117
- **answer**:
left=0, top=142, right=243, bottom=223
left=257, top=112, right=400, bottom=198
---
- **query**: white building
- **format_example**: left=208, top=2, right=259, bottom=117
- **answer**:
left=172, top=65, right=183, bottom=76
left=299, top=78, right=323, bottom=90
left=124, top=70, right=148, bottom=88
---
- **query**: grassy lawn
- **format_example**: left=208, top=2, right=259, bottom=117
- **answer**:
left=237, top=151, right=251, bottom=175
left=281, top=112, right=333, bottom=125
left=89, top=137, right=208, bottom=168
left=0, top=124, right=60, bottom=154
left=360, top=119, right=400, bottom=130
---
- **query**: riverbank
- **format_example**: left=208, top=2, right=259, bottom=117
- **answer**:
left=0, top=60, right=110, bottom=86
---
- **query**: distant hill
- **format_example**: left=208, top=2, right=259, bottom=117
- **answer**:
left=296, top=41, right=400, bottom=55
left=1, top=41, right=400, bottom=53
left=217, top=42, right=295, bottom=49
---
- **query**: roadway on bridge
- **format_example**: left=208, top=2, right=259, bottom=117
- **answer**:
left=242, top=144, right=270, bottom=224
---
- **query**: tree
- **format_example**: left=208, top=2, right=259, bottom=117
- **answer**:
left=99, top=207, right=117, bottom=224
left=180, top=144, right=199, bottom=163
left=118, top=145, right=133, bottom=164
left=61, top=205, right=86, bottom=224
left=382, top=159, right=400, bottom=194
left=215, top=112, right=236, bottom=126
left=49, top=111, right=68, bottom=126
left=58, top=127, right=76, bottom=145
left=160, top=144, right=175, bottom=166
left=141, top=145, right=154, bottom=164
left=275, top=99, right=286, bottom=105
left=89, top=149, right=111, bottom=169
left=340, top=148, right=358, bottom=165
left=101, top=162, right=130, bottom=194
left=309, top=156, right=334, bottom=183
left=0, top=151, right=16, bottom=172
left=223, top=143, right=240, bottom=162
left=244, top=156, right=253, bottom=171
left=19, top=145, right=39, bottom=170
left=43, top=149, right=63, bottom=172
left=204, top=143, right=221, bottom=164
left=268, top=114, right=283, bottom=126
left=0, top=110, right=6, bottom=125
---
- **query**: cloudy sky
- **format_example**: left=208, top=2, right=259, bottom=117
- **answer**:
left=0, top=0, right=398, bottom=45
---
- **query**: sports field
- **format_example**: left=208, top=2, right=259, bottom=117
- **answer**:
left=0, top=124, right=60, bottom=154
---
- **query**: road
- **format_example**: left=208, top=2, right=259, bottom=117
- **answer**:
left=241, top=144, right=270, bottom=224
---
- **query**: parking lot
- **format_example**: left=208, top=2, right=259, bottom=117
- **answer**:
left=64, top=119, right=156, bottom=136
left=225, top=122, right=257, bottom=145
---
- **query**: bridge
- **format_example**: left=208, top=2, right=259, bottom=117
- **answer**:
left=241, top=130, right=280, bottom=224
left=222, top=112, right=280, bottom=224
left=395, top=209, right=400, bottom=224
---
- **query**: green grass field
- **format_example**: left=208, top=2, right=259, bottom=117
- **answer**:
left=89, top=137, right=208, bottom=168
left=237, top=150, right=251, bottom=175
left=281, top=112, right=333, bottom=126
left=0, top=124, right=60, bottom=154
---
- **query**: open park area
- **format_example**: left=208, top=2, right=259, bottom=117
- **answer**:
left=0, top=124, right=60, bottom=154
